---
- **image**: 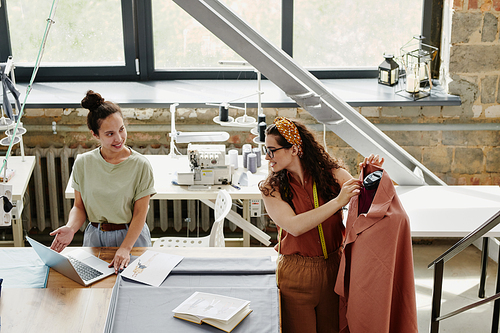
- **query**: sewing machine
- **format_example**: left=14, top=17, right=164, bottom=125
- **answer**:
left=176, top=144, right=233, bottom=186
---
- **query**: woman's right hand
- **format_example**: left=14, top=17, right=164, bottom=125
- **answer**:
left=49, top=226, right=75, bottom=253
left=337, top=178, right=362, bottom=207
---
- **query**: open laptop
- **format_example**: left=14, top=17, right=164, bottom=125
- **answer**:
left=26, top=236, right=115, bottom=286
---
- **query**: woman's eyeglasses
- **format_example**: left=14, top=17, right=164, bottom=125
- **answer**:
left=264, top=145, right=292, bottom=158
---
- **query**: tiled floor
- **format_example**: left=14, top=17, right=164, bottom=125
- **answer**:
left=414, top=239, right=498, bottom=332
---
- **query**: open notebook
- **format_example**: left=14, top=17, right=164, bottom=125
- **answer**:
left=26, top=236, right=115, bottom=286
left=173, top=291, right=252, bottom=332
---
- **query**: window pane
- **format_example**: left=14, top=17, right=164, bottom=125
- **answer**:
left=294, top=0, right=423, bottom=68
left=7, top=0, right=124, bottom=65
left=152, top=0, right=281, bottom=69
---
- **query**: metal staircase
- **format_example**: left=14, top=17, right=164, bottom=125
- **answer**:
left=172, top=0, right=447, bottom=186
left=171, top=2, right=500, bottom=331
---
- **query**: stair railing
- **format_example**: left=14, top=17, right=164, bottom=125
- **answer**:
left=428, top=210, right=500, bottom=333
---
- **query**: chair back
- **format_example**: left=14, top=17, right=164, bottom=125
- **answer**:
left=214, top=189, right=232, bottom=220
left=152, top=190, right=232, bottom=248
left=209, top=189, right=232, bottom=247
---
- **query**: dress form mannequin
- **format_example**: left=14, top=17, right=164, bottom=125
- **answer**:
left=358, top=170, right=383, bottom=215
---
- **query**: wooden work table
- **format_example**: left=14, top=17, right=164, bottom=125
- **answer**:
left=46, top=246, right=277, bottom=288
left=1, top=246, right=277, bottom=333
left=0, top=288, right=112, bottom=333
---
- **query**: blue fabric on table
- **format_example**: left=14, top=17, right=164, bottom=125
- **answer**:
left=105, top=257, right=279, bottom=333
left=169, top=256, right=276, bottom=275
left=0, top=248, right=49, bottom=288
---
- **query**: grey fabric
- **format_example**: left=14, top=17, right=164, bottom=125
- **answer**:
left=105, top=257, right=279, bottom=333
left=168, top=256, right=276, bottom=275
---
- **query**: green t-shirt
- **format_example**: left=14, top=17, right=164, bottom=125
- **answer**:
left=72, top=147, right=156, bottom=224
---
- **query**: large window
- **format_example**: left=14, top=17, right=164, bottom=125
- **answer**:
left=293, top=0, right=423, bottom=68
left=152, top=0, right=281, bottom=70
left=7, top=0, right=125, bottom=65
left=1, top=0, right=137, bottom=81
left=0, top=0, right=436, bottom=82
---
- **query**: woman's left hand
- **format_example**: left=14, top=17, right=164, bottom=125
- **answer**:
left=109, top=247, right=131, bottom=274
left=360, top=154, right=384, bottom=170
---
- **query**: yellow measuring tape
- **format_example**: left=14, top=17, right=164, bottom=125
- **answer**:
left=276, top=182, right=328, bottom=259
left=313, top=182, right=329, bottom=259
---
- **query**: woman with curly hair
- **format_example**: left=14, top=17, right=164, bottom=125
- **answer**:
left=259, top=117, right=382, bottom=333
left=49, top=90, right=156, bottom=274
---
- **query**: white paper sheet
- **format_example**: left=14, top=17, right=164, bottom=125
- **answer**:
left=121, top=250, right=183, bottom=287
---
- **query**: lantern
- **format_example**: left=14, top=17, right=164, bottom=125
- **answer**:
left=378, top=54, right=399, bottom=86
left=395, top=35, right=438, bottom=100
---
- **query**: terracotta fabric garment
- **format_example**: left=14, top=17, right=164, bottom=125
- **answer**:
left=334, top=165, right=418, bottom=333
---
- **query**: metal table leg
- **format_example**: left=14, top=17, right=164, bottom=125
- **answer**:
left=480, top=237, right=490, bottom=298
left=491, top=242, right=500, bottom=333
left=431, top=260, right=444, bottom=333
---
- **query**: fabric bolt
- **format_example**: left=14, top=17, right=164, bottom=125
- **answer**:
left=277, top=251, right=341, bottom=333
left=83, top=222, right=152, bottom=247
left=335, top=165, right=418, bottom=333
left=72, top=147, right=156, bottom=225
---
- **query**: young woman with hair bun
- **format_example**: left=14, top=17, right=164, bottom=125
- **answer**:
left=259, top=117, right=383, bottom=333
left=50, top=90, right=156, bottom=273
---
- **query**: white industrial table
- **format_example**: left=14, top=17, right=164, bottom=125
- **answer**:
left=396, top=185, right=500, bottom=238
left=396, top=184, right=500, bottom=300
left=65, top=154, right=271, bottom=247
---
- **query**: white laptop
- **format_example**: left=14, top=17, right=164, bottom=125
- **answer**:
left=26, top=236, right=115, bottom=286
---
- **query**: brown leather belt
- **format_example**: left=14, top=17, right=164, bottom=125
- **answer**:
left=91, top=222, right=129, bottom=232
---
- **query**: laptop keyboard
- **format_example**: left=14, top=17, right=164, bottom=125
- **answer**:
left=67, top=256, right=103, bottom=281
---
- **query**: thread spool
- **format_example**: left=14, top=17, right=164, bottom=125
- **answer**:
left=258, top=114, right=266, bottom=124
left=247, top=153, right=257, bottom=174
left=219, top=105, right=229, bottom=122
left=258, top=122, right=266, bottom=143
left=242, top=144, right=252, bottom=151
left=228, top=149, right=238, bottom=170
left=242, top=146, right=251, bottom=169
left=256, top=114, right=266, bottom=136
left=252, top=147, right=261, bottom=168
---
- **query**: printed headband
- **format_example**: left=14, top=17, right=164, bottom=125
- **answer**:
left=274, top=117, right=303, bottom=158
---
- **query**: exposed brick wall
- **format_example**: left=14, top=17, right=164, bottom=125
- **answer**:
left=441, top=1, right=500, bottom=184
left=359, top=103, right=500, bottom=185
left=14, top=103, right=499, bottom=186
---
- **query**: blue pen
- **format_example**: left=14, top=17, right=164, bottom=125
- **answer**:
left=231, top=184, right=241, bottom=190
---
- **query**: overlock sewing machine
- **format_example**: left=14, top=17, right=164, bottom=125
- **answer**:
left=176, top=144, right=233, bottom=185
